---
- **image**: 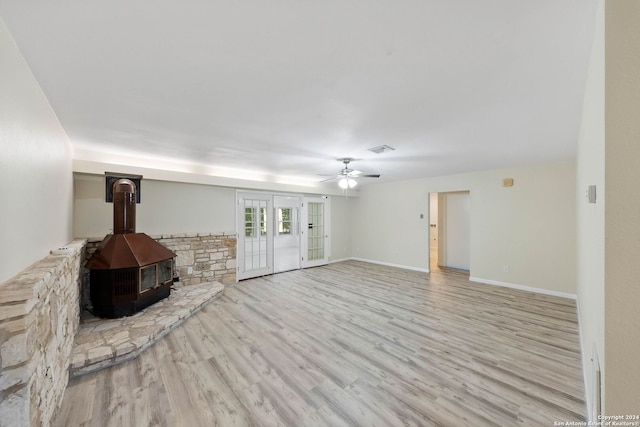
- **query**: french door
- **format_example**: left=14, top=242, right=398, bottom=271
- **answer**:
left=236, top=192, right=329, bottom=280
left=237, top=193, right=273, bottom=280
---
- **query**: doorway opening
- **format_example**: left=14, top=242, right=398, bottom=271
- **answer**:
left=429, top=191, right=470, bottom=272
left=429, top=192, right=439, bottom=270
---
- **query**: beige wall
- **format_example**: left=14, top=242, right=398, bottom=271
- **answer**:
left=576, top=0, right=605, bottom=417
left=604, top=0, right=640, bottom=414
left=0, top=18, right=73, bottom=285
left=328, top=195, right=351, bottom=262
left=74, top=173, right=236, bottom=237
left=351, top=161, right=577, bottom=296
left=74, top=173, right=351, bottom=261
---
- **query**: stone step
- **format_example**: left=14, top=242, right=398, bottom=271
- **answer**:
left=69, top=282, right=225, bottom=378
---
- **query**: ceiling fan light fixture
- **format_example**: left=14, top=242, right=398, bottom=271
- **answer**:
left=338, top=177, right=358, bottom=189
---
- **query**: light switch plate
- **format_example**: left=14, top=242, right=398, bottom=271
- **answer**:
left=588, top=185, right=596, bottom=203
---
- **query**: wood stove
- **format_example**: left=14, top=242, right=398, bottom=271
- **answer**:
left=87, top=179, right=175, bottom=318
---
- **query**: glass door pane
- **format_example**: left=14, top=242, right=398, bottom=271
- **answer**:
left=307, top=202, right=324, bottom=261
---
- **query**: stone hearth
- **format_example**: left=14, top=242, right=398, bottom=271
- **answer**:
left=69, top=281, right=224, bottom=377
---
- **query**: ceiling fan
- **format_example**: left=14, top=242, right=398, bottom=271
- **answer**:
left=321, top=158, right=381, bottom=189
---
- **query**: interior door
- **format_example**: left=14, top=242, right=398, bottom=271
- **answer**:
left=442, top=191, right=470, bottom=270
left=302, top=196, right=330, bottom=268
left=273, top=195, right=301, bottom=273
left=237, top=193, right=273, bottom=280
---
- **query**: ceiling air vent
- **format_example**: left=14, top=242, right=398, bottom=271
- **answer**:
left=368, top=145, right=395, bottom=154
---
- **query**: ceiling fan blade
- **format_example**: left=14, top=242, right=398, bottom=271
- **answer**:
left=320, top=176, right=339, bottom=182
left=324, top=158, right=381, bottom=183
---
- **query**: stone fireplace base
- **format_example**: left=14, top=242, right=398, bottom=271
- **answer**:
left=69, top=281, right=224, bottom=377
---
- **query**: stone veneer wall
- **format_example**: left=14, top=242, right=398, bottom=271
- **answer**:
left=0, top=239, right=86, bottom=427
left=156, top=232, right=237, bottom=286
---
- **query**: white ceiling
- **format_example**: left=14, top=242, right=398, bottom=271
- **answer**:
left=1, top=1, right=598, bottom=186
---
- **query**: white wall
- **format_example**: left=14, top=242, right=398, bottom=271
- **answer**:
left=576, top=1, right=640, bottom=414
left=350, top=178, right=431, bottom=272
left=0, top=18, right=73, bottom=285
left=351, top=161, right=577, bottom=295
left=576, top=0, right=605, bottom=417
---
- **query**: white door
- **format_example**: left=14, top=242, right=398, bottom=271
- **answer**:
left=302, top=197, right=330, bottom=268
left=273, top=195, right=302, bottom=273
left=442, top=191, right=470, bottom=270
left=237, top=193, right=273, bottom=280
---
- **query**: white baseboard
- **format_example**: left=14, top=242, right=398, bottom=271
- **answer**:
left=348, top=257, right=430, bottom=273
left=328, top=260, right=574, bottom=299
left=469, top=276, right=577, bottom=300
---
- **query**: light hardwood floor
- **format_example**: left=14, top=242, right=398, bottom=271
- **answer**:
left=55, top=261, right=585, bottom=426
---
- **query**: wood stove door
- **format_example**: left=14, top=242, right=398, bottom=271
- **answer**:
left=237, top=193, right=273, bottom=280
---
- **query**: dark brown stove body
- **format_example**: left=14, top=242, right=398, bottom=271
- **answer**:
left=87, top=179, right=175, bottom=318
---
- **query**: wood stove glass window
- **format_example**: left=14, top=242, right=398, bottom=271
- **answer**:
left=140, top=265, right=157, bottom=293
left=158, top=260, right=172, bottom=284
